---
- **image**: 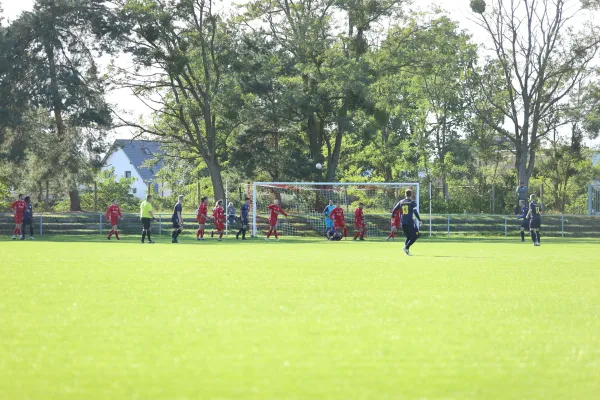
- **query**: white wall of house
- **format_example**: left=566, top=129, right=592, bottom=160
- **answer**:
left=102, top=148, right=148, bottom=199
left=592, top=153, right=600, bottom=166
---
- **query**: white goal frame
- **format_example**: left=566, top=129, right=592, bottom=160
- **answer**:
left=251, top=181, right=420, bottom=237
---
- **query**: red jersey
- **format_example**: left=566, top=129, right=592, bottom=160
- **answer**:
left=212, top=206, right=225, bottom=222
left=11, top=200, right=26, bottom=218
left=105, top=204, right=123, bottom=220
left=329, top=207, right=345, bottom=224
left=197, top=203, right=208, bottom=223
left=268, top=204, right=287, bottom=222
left=354, top=207, right=364, bottom=226
left=392, top=208, right=401, bottom=227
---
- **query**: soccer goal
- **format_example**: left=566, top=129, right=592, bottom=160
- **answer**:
left=251, top=182, right=420, bottom=237
left=589, top=184, right=600, bottom=215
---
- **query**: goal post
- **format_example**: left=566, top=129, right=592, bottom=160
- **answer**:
left=251, top=182, right=420, bottom=237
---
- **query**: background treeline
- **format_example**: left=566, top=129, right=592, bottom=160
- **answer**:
left=1, top=0, right=600, bottom=214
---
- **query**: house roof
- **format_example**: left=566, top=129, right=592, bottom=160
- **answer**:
left=108, top=139, right=164, bottom=182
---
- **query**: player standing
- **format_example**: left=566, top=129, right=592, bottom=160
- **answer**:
left=386, top=206, right=401, bottom=241
left=171, top=195, right=184, bottom=243
left=391, top=190, right=422, bottom=256
left=106, top=199, right=123, bottom=240
left=236, top=197, right=251, bottom=240
left=22, top=196, right=34, bottom=240
left=265, top=199, right=288, bottom=241
left=329, top=204, right=347, bottom=239
left=527, top=194, right=542, bottom=246
left=196, top=197, right=208, bottom=240
left=212, top=199, right=226, bottom=241
left=10, top=194, right=26, bottom=240
left=140, top=194, right=156, bottom=244
left=516, top=199, right=529, bottom=242
left=323, top=200, right=335, bottom=237
left=353, top=202, right=366, bottom=241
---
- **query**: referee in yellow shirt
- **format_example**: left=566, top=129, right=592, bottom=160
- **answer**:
left=140, top=194, right=156, bottom=244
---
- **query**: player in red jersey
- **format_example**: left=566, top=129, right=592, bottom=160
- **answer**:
left=196, top=197, right=209, bottom=240
left=211, top=199, right=226, bottom=241
left=10, top=194, right=26, bottom=240
left=105, top=199, right=124, bottom=240
left=329, top=204, right=347, bottom=239
left=353, top=203, right=366, bottom=241
left=386, top=207, right=401, bottom=241
left=265, top=199, right=288, bottom=241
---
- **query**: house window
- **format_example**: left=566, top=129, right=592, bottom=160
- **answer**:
left=125, top=171, right=132, bottom=178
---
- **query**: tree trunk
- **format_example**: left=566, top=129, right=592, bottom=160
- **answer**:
left=206, top=158, right=225, bottom=201
left=69, top=188, right=81, bottom=211
left=326, top=105, right=347, bottom=182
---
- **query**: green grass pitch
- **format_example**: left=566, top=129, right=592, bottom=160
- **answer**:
left=1, top=235, right=599, bottom=400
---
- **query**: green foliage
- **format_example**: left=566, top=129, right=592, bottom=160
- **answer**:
left=79, top=168, right=140, bottom=212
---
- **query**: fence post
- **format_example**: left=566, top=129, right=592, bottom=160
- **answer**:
left=99, top=214, right=102, bottom=235
left=447, top=215, right=450, bottom=237
left=561, top=215, right=565, bottom=237
left=504, top=216, right=508, bottom=237
left=159, top=215, right=162, bottom=235
left=40, top=214, right=43, bottom=236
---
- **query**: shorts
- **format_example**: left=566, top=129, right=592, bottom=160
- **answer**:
left=141, top=217, right=152, bottom=230
left=391, top=219, right=400, bottom=229
left=402, top=223, right=417, bottom=237
left=269, top=219, right=278, bottom=228
left=355, top=222, right=365, bottom=229
left=110, top=218, right=119, bottom=226
left=14, top=216, right=23, bottom=224
left=197, top=217, right=206, bottom=224
left=334, top=222, right=345, bottom=230
left=172, top=220, right=181, bottom=229
left=520, top=219, right=530, bottom=229
left=22, top=218, right=32, bottom=226
left=215, top=222, right=225, bottom=231
left=529, top=217, right=541, bottom=230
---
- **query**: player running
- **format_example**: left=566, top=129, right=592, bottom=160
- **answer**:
left=196, top=197, right=209, bottom=240
left=22, top=196, right=34, bottom=240
left=527, top=194, right=542, bottom=246
left=106, top=199, right=124, bottom=240
left=353, top=202, right=366, bottom=241
left=236, top=197, right=251, bottom=240
left=10, top=194, right=26, bottom=240
left=386, top=206, right=401, bottom=241
left=329, top=204, right=347, bottom=239
left=516, top=199, right=529, bottom=242
left=212, top=200, right=226, bottom=241
left=323, top=200, right=335, bottom=237
left=391, top=190, right=422, bottom=256
left=171, top=195, right=184, bottom=243
left=265, top=199, right=288, bottom=241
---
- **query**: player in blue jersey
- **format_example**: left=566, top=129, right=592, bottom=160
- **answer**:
left=171, top=195, right=184, bottom=243
left=236, top=198, right=251, bottom=240
left=391, top=190, right=422, bottom=256
left=526, top=194, right=542, bottom=246
left=22, top=196, right=34, bottom=240
left=323, top=200, right=335, bottom=237
left=516, top=200, right=529, bottom=242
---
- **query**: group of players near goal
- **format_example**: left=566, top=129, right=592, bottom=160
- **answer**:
left=8, top=190, right=542, bottom=251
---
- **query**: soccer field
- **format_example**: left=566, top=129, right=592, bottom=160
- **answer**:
left=1, top=236, right=599, bottom=400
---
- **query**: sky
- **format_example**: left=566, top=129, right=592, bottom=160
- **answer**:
left=2, top=0, right=598, bottom=147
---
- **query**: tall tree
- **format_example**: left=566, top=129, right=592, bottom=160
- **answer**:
left=470, top=0, right=600, bottom=186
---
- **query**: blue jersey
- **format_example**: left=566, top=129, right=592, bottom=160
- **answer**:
left=529, top=202, right=542, bottom=218
left=518, top=206, right=529, bottom=219
left=323, top=205, right=335, bottom=228
left=23, top=203, right=33, bottom=220
left=240, top=203, right=249, bottom=221
left=392, top=199, right=420, bottom=225
left=172, top=202, right=182, bottom=223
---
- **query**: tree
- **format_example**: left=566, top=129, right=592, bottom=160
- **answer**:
left=470, top=0, right=600, bottom=187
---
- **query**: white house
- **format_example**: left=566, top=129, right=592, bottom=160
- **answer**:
left=102, top=140, right=169, bottom=199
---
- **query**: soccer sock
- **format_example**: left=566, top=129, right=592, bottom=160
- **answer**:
left=13, top=228, right=17, bottom=235
left=536, top=231, right=541, bottom=243
left=520, top=231, right=525, bottom=241
left=242, top=228, right=246, bottom=239
left=197, top=229, right=201, bottom=238
left=109, top=229, right=114, bottom=237
left=17, top=228, right=21, bottom=236
left=354, top=232, right=360, bottom=240
left=115, top=231, right=119, bottom=239
left=387, top=232, right=394, bottom=239
left=274, top=229, right=278, bottom=239
left=142, top=231, right=146, bottom=242
left=200, top=229, right=204, bottom=238
left=219, top=232, right=223, bottom=239
left=360, top=230, right=366, bottom=239
left=147, top=231, right=152, bottom=241
left=267, top=229, right=272, bottom=238
left=172, top=230, right=176, bottom=239
left=530, top=230, right=536, bottom=243
left=343, top=228, right=347, bottom=238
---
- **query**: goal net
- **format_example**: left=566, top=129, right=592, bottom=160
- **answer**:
left=590, top=184, right=600, bottom=215
left=251, top=182, right=420, bottom=238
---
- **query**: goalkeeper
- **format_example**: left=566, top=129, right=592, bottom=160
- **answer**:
left=323, top=200, right=335, bottom=237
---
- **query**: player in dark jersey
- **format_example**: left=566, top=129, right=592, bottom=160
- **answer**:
left=236, top=198, right=251, bottom=240
left=516, top=200, right=529, bottom=242
left=526, top=194, right=542, bottom=246
left=171, top=195, right=184, bottom=243
left=22, top=196, right=34, bottom=240
left=391, top=189, right=422, bottom=256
